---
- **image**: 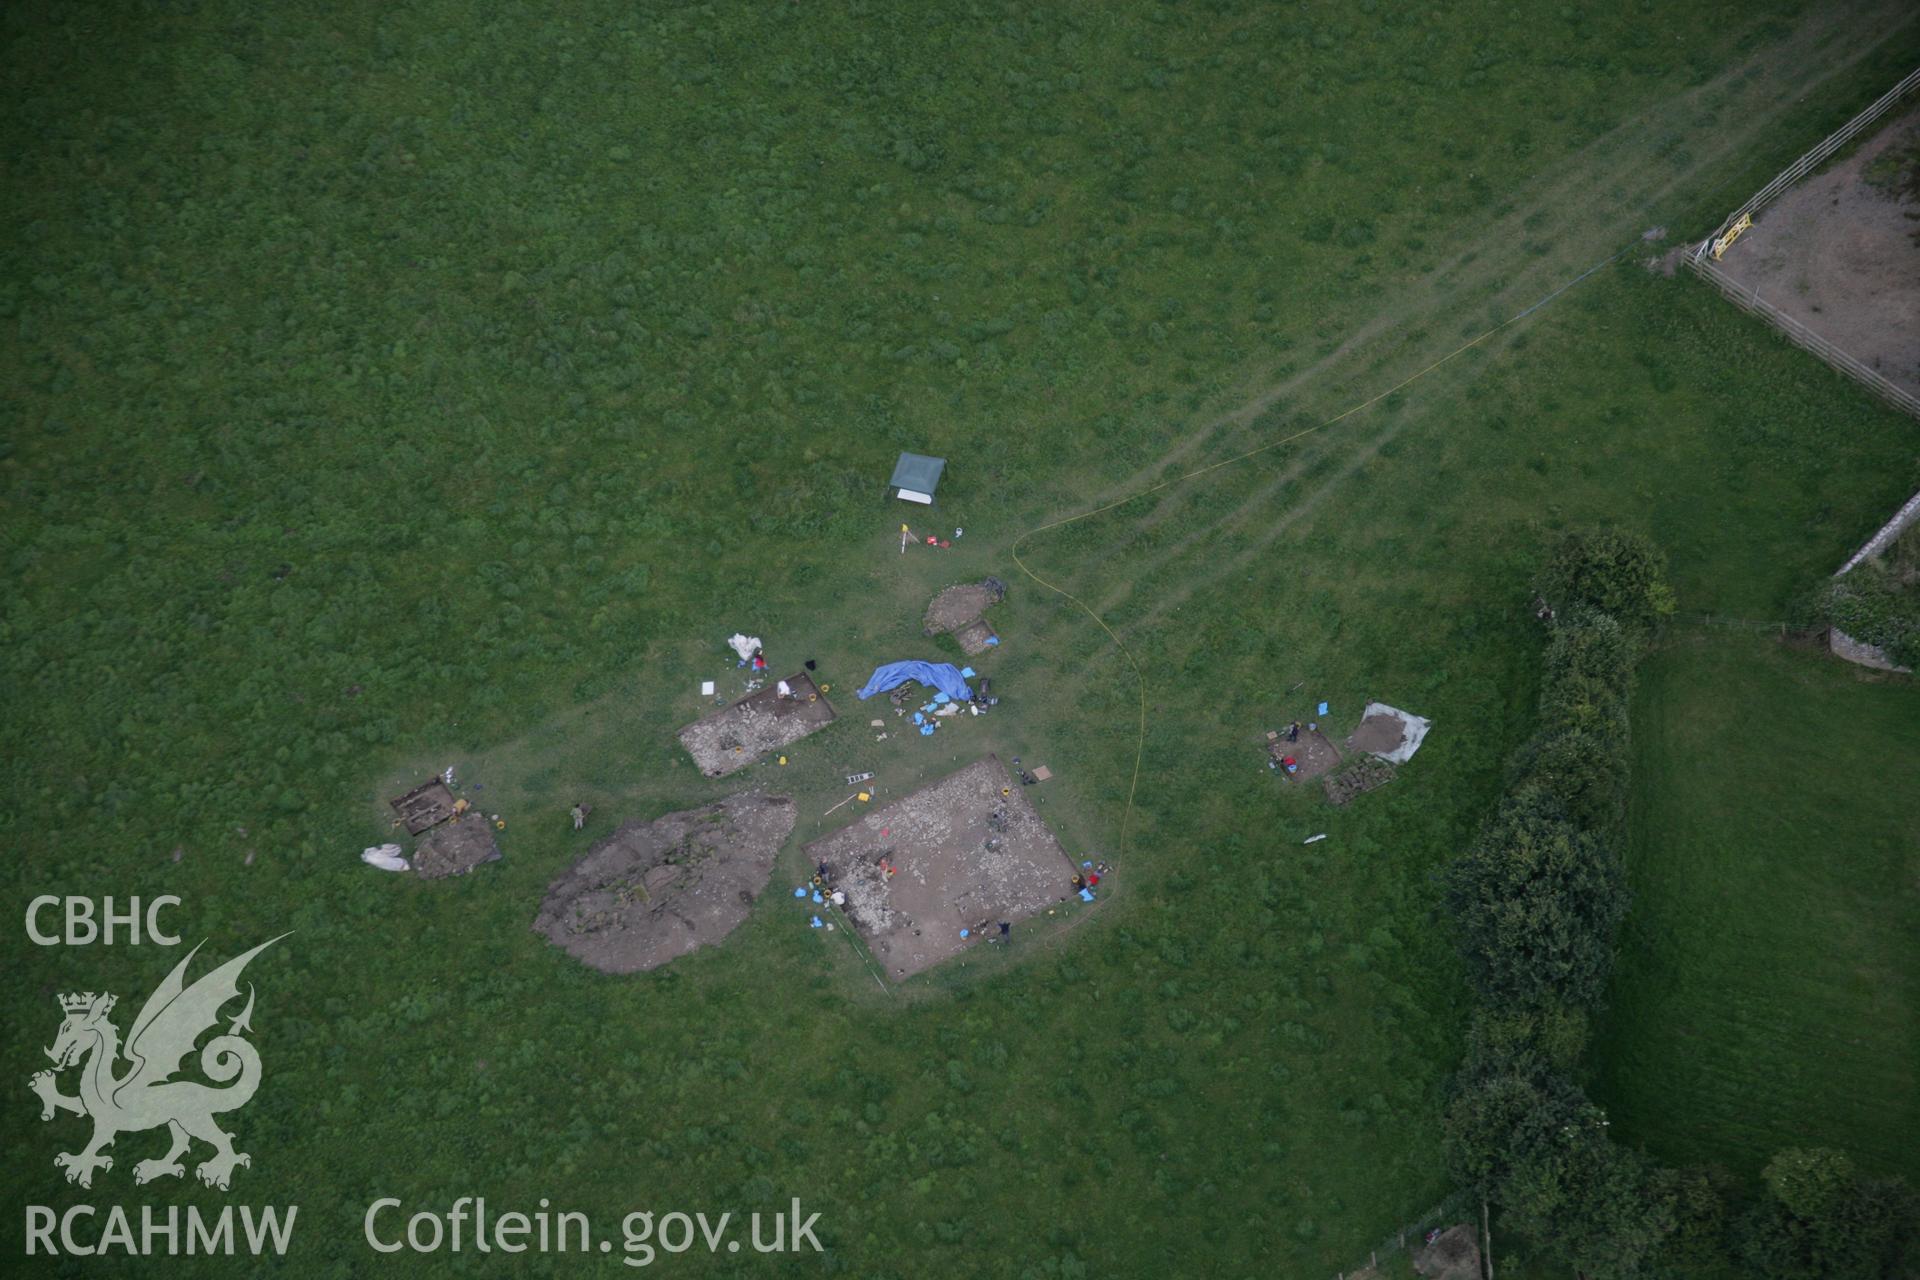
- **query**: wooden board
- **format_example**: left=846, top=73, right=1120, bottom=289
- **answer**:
left=389, top=780, right=455, bottom=835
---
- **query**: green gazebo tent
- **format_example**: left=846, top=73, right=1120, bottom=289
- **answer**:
left=889, top=452, right=946, bottom=505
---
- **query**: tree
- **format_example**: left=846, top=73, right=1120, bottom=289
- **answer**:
left=1512, top=1133, right=1678, bottom=1279
left=1443, top=1066, right=1591, bottom=1198
left=1540, top=609, right=1637, bottom=709
left=1445, top=1065, right=1678, bottom=1279
left=1646, top=1165, right=1734, bottom=1277
left=1766, top=1147, right=1858, bottom=1221
left=1512, top=729, right=1629, bottom=833
left=1460, top=1004, right=1590, bottom=1083
left=1535, top=610, right=1637, bottom=774
left=1536, top=528, right=1675, bottom=638
left=1445, top=789, right=1630, bottom=1011
left=1733, top=1148, right=1919, bottom=1280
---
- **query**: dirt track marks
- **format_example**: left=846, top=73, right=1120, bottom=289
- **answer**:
left=1087, top=0, right=1915, bottom=515
left=1030, top=3, right=1918, bottom=664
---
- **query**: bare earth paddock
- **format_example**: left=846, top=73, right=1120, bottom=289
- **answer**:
left=1714, top=104, right=1920, bottom=401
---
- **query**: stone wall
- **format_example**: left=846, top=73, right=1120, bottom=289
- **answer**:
left=1836, top=488, right=1920, bottom=576
left=1829, top=627, right=1912, bottom=674
left=1828, top=488, right=1920, bottom=673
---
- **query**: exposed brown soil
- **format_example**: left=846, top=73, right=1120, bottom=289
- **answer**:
left=532, top=792, right=796, bottom=974
left=677, top=671, right=836, bottom=777
left=805, top=755, right=1078, bottom=981
left=923, top=580, right=1005, bottom=636
left=1268, top=726, right=1342, bottom=782
left=1348, top=712, right=1410, bottom=756
left=412, top=815, right=502, bottom=879
left=1324, top=756, right=1396, bottom=807
left=1413, top=1224, right=1481, bottom=1280
left=1714, top=105, right=1920, bottom=400
left=952, top=618, right=998, bottom=655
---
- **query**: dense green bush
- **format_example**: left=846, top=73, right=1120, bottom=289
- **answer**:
left=1504, top=1130, right=1677, bottom=1279
left=1538, top=609, right=1638, bottom=721
left=1446, top=1027, right=1676, bottom=1278
left=1733, top=1148, right=1919, bottom=1280
left=1460, top=1004, right=1591, bottom=1081
left=1536, top=528, right=1676, bottom=640
left=1444, top=1064, right=1597, bottom=1199
left=1510, top=726, right=1630, bottom=831
left=1445, top=788, right=1628, bottom=1011
left=1819, top=563, right=1920, bottom=669
left=1654, top=1165, right=1740, bottom=1277
left=1443, top=530, right=1683, bottom=1276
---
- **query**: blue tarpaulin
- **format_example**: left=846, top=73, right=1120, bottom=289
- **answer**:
left=856, top=660, right=974, bottom=703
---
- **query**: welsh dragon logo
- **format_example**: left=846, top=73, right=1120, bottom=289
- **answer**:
left=29, top=936, right=286, bottom=1191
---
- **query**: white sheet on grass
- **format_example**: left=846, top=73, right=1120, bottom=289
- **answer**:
left=361, top=844, right=410, bottom=872
left=1361, top=701, right=1431, bottom=764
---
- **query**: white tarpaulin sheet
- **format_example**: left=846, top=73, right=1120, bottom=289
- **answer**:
left=1360, top=702, right=1431, bottom=764
left=361, top=843, right=410, bottom=872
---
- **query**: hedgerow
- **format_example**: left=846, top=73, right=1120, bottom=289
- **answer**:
left=1442, top=529, right=1917, bottom=1278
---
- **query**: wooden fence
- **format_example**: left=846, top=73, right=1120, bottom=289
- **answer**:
left=1686, top=65, right=1920, bottom=420
left=1687, top=257, right=1920, bottom=417
left=1330, top=1191, right=1472, bottom=1280
left=1691, top=65, right=1920, bottom=265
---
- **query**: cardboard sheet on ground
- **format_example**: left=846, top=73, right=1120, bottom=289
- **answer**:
left=1353, top=702, right=1431, bottom=763
left=855, top=660, right=973, bottom=704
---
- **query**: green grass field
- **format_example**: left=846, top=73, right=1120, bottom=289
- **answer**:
left=1595, top=632, right=1920, bottom=1183
left=4, top=1, right=1918, bottom=1274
